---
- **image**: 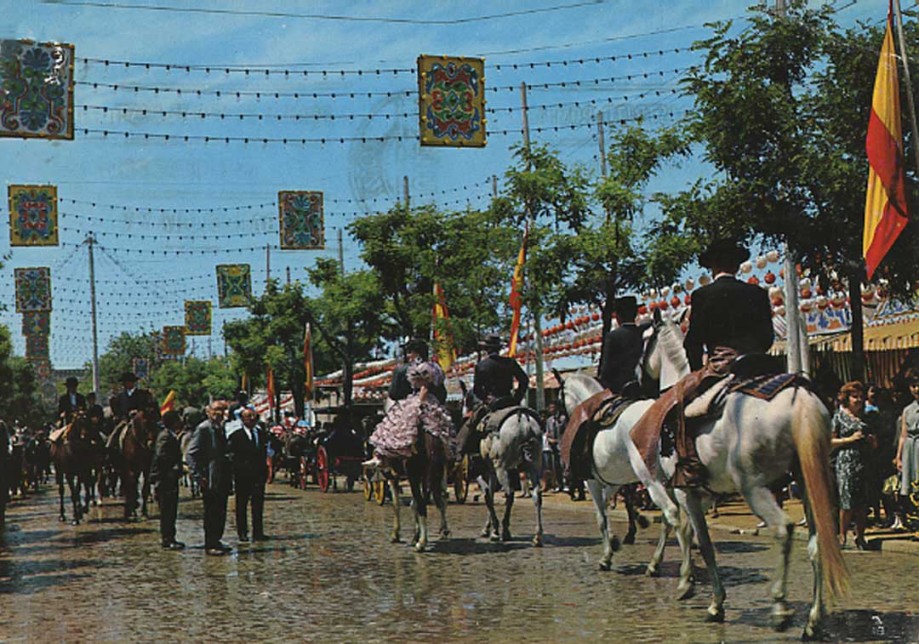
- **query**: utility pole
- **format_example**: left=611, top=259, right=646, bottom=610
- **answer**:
left=403, top=175, right=410, bottom=211
left=337, top=227, right=345, bottom=274
left=520, top=82, right=545, bottom=411
left=86, top=234, right=100, bottom=395
left=894, top=0, right=919, bottom=175
left=596, top=111, right=618, bottom=375
left=492, top=175, right=498, bottom=201
left=265, top=243, right=271, bottom=287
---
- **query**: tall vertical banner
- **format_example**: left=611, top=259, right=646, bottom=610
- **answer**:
left=279, top=191, right=325, bottom=249
left=507, top=225, right=528, bottom=358
left=303, top=323, right=314, bottom=402
left=14, top=267, right=52, bottom=312
left=266, top=364, right=276, bottom=412
left=864, top=10, right=909, bottom=280
left=184, top=300, right=212, bottom=335
left=25, top=334, right=49, bottom=360
left=9, top=185, right=59, bottom=246
left=21, top=310, right=50, bottom=336
left=432, top=282, right=457, bottom=371
left=418, top=55, right=486, bottom=147
left=0, top=40, right=75, bottom=140
left=216, top=264, right=252, bottom=308
left=161, top=326, right=186, bottom=356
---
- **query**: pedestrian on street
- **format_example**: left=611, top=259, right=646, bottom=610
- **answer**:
left=895, top=368, right=919, bottom=530
left=228, top=407, right=270, bottom=542
left=151, top=410, right=185, bottom=551
left=186, top=400, right=232, bottom=556
left=831, top=381, right=874, bottom=549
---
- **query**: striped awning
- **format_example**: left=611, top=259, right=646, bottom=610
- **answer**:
left=771, top=314, right=919, bottom=354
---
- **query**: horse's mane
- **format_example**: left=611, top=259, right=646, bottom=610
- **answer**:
left=656, top=318, right=689, bottom=372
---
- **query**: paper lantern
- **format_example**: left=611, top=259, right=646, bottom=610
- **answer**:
left=740, top=261, right=753, bottom=274
left=670, top=295, right=681, bottom=308
left=816, top=296, right=829, bottom=310
left=765, top=250, right=780, bottom=263
left=800, top=300, right=814, bottom=313
left=755, top=256, right=767, bottom=269
left=699, top=274, right=711, bottom=286
left=684, top=278, right=695, bottom=291
left=775, top=305, right=786, bottom=316
left=764, top=271, right=776, bottom=284
left=747, top=276, right=760, bottom=286
left=683, top=294, right=692, bottom=306
left=658, top=299, right=669, bottom=310
left=661, top=286, right=671, bottom=297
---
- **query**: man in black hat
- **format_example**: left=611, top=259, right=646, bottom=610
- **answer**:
left=598, top=296, right=647, bottom=396
left=110, top=372, right=160, bottom=423
left=57, top=377, right=87, bottom=426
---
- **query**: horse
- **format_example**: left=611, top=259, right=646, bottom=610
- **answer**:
left=24, top=433, right=51, bottom=492
left=376, top=399, right=450, bottom=552
left=49, top=418, right=104, bottom=525
left=469, top=405, right=545, bottom=546
left=566, top=310, right=846, bottom=638
left=119, top=413, right=158, bottom=520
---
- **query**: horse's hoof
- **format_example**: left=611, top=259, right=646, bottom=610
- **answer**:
left=676, top=582, right=696, bottom=601
left=59, top=516, right=66, bottom=523
left=772, top=604, right=795, bottom=632
left=802, top=623, right=830, bottom=642
left=414, top=542, right=426, bottom=553
left=704, top=607, right=725, bottom=623
left=637, top=515, right=650, bottom=529
left=390, top=536, right=402, bottom=544
left=439, top=530, right=450, bottom=541
left=645, top=565, right=658, bottom=577
left=532, top=534, right=543, bottom=548
left=599, top=560, right=612, bottom=571
left=623, top=533, right=636, bottom=546
left=70, top=519, right=80, bottom=526
left=611, top=535, right=622, bottom=552
left=480, top=528, right=491, bottom=538
left=501, top=530, right=512, bottom=542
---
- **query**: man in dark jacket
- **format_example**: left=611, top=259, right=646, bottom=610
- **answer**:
left=151, top=410, right=185, bottom=550
left=107, top=372, right=160, bottom=450
left=57, top=377, right=86, bottom=426
left=228, top=407, right=269, bottom=542
left=473, top=334, right=529, bottom=411
left=186, top=401, right=231, bottom=555
left=598, top=296, right=647, bottom=396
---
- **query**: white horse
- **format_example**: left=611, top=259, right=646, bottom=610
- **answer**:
left=573, top=312, right=847, bottom=638
left=475, top=407, right=545, bottom=546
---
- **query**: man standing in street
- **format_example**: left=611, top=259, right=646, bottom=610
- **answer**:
left=228, top=407, right=269, bottom=542
left=151, top=410, right=185, bottom=551
left=186, top=401, right=231, bottom=556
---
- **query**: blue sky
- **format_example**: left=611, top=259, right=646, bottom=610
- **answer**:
left=1, top=0, right=885, bottom=370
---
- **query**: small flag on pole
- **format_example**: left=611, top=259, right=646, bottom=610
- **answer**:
left=266, top=364, right=276, bottom=411
left=304, top=323, right=314, bottom=402
left=240, top=372, right=249, bottom=394
left=864, top=6, right=909, bottom=279
left=160, top=390, right=176, bottom=415
left=432, top=283, right=457, bottom=371
left=508, top=224, right=528, bottom=358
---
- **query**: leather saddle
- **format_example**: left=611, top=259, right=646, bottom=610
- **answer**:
left=561, top=392, right=633, bottom=482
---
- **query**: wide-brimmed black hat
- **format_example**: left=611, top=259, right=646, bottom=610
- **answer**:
left=613, top=296, right=638, bottom=315
left=698, top=239, right=748, bottom=269
left=478, top=333, right=505, bottom=350
left=119, top=371, right=138, bottom=383
left=65, top=376, right=79, bottom=387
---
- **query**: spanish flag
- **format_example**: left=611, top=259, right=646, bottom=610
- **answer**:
left=864, top=7, right=909, bottom=280
left=159, top=390, right=176, bottom=415
left=266, top=364, right=276, bottom=410
left=432, top=283, right=457, bottom=371
left=303, top=323, right=314, bottom=401
left=508, top=224, right=528, bottom=358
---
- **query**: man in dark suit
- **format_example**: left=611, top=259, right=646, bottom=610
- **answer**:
left=57, top=377, right=86, bottom=426
left=110, top=372, right=160, bottom=423
left=473, top=334, right=529, bottom=411
left=151, top=410, right=185, bottom=550
left=228, top=407, right=269, bottom=542
left=598, top=296, right=647, bottom=396
left=185, top=401, right=231, bottom=555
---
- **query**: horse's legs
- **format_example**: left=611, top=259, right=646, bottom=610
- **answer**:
left=68, top=474, right=82, bottom=525
left=587, top=479, right=617, bottom=570
left=798, top=480, right=827, bottom=641
left=409, top=474, right=427, bottom=552
left=482, top=471, right=501, bottom=540
left=123, top=470, right=137, bottom=519
left=57, top=470, right=66, bottom=522
left=496, top=467, right=514, bottom=542
left=679, top=489, right=725, bottom=621
left=388, top=476, right=402, bottom=543
left=527, top=464, right=544, bottom=547
left=140, top=468, right=151, bottom=518
left=646, top=518, right=672, bottom=577
left=432, top=463, right=449, bottom=540
left=623, top=485, right=647, bottom=545
left=743, top=484, right=796, bottom=631
left=673, top=505, right=696, bottom=600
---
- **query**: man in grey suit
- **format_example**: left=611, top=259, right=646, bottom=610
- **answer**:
left=186, top=400, right=231, bottom=556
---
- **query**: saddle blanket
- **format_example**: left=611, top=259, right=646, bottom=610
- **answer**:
left=560, top=391, right=632, bottom=481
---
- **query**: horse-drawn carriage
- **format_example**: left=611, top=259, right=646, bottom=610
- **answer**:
left=279, top=414, right=367, bottom=493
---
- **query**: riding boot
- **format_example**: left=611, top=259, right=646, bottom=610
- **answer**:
left=671, top=416, right=706, bottom=488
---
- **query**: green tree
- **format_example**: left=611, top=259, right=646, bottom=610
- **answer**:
left=0, top=326, right=46, bottom=426
left=96, top=330, right=160, bottom=400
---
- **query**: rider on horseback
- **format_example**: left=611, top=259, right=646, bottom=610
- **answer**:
left=106, top=372, right=160, bottom=451
left=598, top=296, right=649, bottom=397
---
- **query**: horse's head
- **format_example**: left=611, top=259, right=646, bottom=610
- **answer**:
left=642, top=308, right=691, bottom=392
left=555, top=370, right=603, bottom=416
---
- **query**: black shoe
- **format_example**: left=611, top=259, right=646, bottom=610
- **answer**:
left=238, top=533, right=250, bottom=542
left=216, top=541, right=232, bottom=552
left=163, top=541, right=185, bottom=550
left=252, top=534, right=270, bottom=542
left=205, top=547, right=227, bottom=556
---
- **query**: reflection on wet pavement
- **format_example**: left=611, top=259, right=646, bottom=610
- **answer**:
left=1, top=484, right=917, bottom=642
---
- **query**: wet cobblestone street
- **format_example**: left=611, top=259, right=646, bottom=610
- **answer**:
left=1, top=481, right=917, bottom=642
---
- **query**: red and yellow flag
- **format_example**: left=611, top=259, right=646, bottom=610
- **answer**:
left=159, top=390, right=176, bottom=415
left=864, top=8, right=909, bottom=280
left=266, top=364, right=276, bottom=410
left=508, top=224, right=528, bottom=358
left=303, top=323, right=314, bottom=401
left=432, top=283, right=457, bottom=371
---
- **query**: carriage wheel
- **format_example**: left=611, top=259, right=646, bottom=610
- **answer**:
left=363, top=476, right=372, bottom=501
left=316, top=446, right=331, bottom=493
left=454, top=454, right=470, bottom=504
left=373, top=479, right=387, bottom=505
left=298, top=456, right=309, bottom=490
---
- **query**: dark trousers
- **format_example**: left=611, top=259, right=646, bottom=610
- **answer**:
left=158, top=484, right=179, bottom=544
left=235, top=477, right=265, bottom=538
left=202, top=490, right=228, bottom=548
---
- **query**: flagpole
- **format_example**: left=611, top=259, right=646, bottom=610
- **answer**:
left=893, top=0, right=919, bottom=175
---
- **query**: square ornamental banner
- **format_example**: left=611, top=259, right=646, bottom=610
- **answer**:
left=9, top=184, right=59, bottom=246
left=418, top=55, right=486, bottom=148
left=132, top=357, right=149, bottom=381
left=21, top=310, right=51, bottom=336
left=216, top=264, right=252, bottom=308
left=14, top=267, right=52, bottom=312
left=0, top=39, right=75, bottom=140
left=279, top=191, right=325, bottom=250
left=25, top=334, right=49, bottom=360
left=162, top=326, right=186, bottom=356
left=184, top=300, right=212, bottom=335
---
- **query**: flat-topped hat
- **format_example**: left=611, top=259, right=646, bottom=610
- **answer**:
left=613, top=295, right=638, bottom=314
left=478, top=333, right=505, bottom=350
left=401, top=337, right=428, bottom=353
left=119, top=371, right=138, bottom=383
left=698, top=239, right=748, bottom=270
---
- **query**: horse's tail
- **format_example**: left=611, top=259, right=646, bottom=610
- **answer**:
left=792, top=392, right=848, bottom=601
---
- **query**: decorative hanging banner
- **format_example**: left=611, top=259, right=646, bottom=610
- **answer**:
left=278, top=191, right=325, bottom=249
left=0, top=39, right=75, bottom=140
left=162, top=326, right=186, bottom=355
left=132, top=357, right=149, bottom=380
left=9, top=184, right=59, bottom=246
left=418, top=54, right=486, bottom=147
left=31, top=359, right=51, bottom=380
left=216, top=264, right=252, bottom=308
left=184, top=300, right=212, bottom=335
left=14, top=267, right=52, bottom=312
left=25, top=334, right=49, bottom=360
left=21, top=310, right=51, bottom=336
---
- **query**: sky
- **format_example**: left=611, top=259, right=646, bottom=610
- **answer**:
left=0, top=0, right=887, bottom=371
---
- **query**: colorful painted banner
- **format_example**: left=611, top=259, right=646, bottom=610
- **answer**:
left=132, top=357, right=149, bottom=380
left=9, top=184, right=59, bottom=246
left=279, top=191, right=325, bottom=250
left=25, top=334, right=49, bottom=360
left=21, top=310, right=51, bottom=336
left=162, top=326, right=186, bottom=355
left=0, top=40, right=75, bottom=140
left=184, top=300, right=212, bottom=335
left=216, top=264, right=252, bottom=308
left=418, top=55, right=486, bottom=147
left=14, top=267, right=52, bottom=312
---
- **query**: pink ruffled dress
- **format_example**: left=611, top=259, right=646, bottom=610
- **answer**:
left=370, top=361, right=453, bottom=459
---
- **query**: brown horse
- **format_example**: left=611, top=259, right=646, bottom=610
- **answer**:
left=50, top=417, right=104, bottom=525
left=120, top=413, right=157, bottom=520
